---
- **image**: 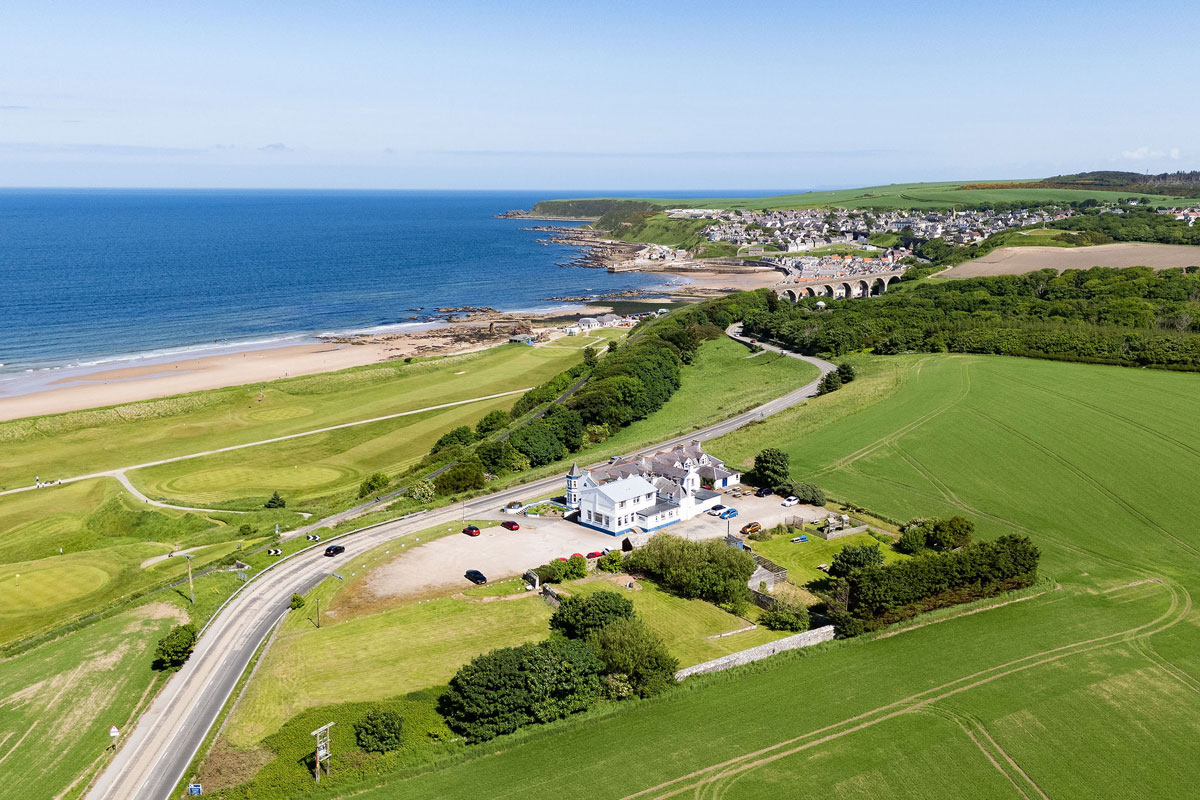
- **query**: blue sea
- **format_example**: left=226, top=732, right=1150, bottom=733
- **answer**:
left=0, top=189, right=691, bottom=395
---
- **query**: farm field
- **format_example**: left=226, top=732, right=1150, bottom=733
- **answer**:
left=942, top=241, right=1200, bottom=277
left=323, top=352, right=1200, bottom=799
left=548, top=180, right=1200, bottom=211
left=0, top=602, right=186, bottom=800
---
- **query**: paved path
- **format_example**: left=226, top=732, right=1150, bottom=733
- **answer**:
left=85, top=335, right=831, bottom=800
left=0, top=388, right=530, bottom=504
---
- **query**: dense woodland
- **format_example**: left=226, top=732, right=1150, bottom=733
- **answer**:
left=744, top=267, right=1200, bottom=370
left=961, top=170, right=1200, bottom=197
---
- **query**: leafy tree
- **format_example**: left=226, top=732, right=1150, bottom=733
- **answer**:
left=564, top=554, right=588, bottom=580
left=475, top=409, right=510, bottom=437
left=437, top=639, right=603, bottom=742
left=897, top=526, right=927, bottom=554
left=544, top=404, right=585, bottom=452
left=153, top=624, right=197, bottom=670
left=626, top=534, right=754, bottom=607
left=509, top=420, right=567, bottom=466
left=829, top=543, right=885, bottom=577
left=550, top=590, right=634, bottom=639
left=264, top=491, right=286, bottom=509
left=354, top=707, right=405, bottom=753
left=587, top=617, right=678, bottom=697
left=754, top=448, right=791, bottom=492
left=289, top=593, right=305, bottom=610
left=837, top=362, right=857, bottom=383
left=432, top=425, right=477, bottom=453
left=931, top=516, right=974, bottom=550
left=784, top=482, right=826, bottom=506
left=760, top=602, right=811, bottom=632
left=434, top=461, right=487, bottom=495
left=476, top=439, right=527, bottom=474
left=582, top=345, right=598, bottom=367
left=818, top=371, right=843, bottom=395
left=358, top=472, right=390, bottom=498
left=407, top=479, right=435, bottom=504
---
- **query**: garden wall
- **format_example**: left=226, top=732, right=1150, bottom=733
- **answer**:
left=674, top=625, right=835, bottom=679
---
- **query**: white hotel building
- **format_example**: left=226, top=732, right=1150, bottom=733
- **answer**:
left=565, top=442, right=741, bottom=536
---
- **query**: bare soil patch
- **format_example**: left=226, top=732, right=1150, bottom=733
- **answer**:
left=943, top=243, right=1200, bottom=277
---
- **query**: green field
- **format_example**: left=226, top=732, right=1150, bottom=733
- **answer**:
left=749, top=529, right=907, bottom=587
left=554, top=180, right=1200, bottom=211
left=317, top=352, right=1200, bottom=799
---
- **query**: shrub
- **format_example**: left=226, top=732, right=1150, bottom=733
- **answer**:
left=829, top=543, right=885, bottom=577
left=431, top=425, right=476, bottom=453
left=434, top=461, right=486, bottom=495
left=407, top=479, right=435, bottom=504
left=475, top=409, right=510, bottom=436
left=897, top=526, right=927, bottom=554
left=587, top=617, right=678, bottom=697
left=929, top=515, right=974, bottom=551
left=476, top=439, right=527, bottom=474
left=564, top=553, right=588, bottom=580
left=509, top=420, right=567, bottom=467
left=264, top=491, right=286, bottom=509
left=785, top=482, right=826, bottom=506
left=438, top=639, right=603, bottom=742
left=354, top=707, right=404, bottom=753
left=837, top=362, right=857, bottom=383
left=626, top=533, right=754, bottom=607
left=289, top=593, right=305, bottom=610
left=760, top=602, right=811, bottom=632
left=550, top=590, right=634, bottom=639
left=596, top=550, right=624, bottom=573
left=238, top=523, right=255, bottom=536
left=818, top=371, right=843, bottom=394
left=544, top=404, right=585, bottom=452
left=153, top=624, right=197, bottom=670
left=358, top=472, right=390, bottom=498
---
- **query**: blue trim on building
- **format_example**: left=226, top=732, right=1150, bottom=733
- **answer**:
left=576, top=518, right=680, bottom=536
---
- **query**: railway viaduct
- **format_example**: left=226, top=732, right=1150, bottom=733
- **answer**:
left=774, top=268, right=907, bottom=301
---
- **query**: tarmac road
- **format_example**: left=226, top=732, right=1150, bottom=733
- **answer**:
left=85, top=329, right=831, bottom=800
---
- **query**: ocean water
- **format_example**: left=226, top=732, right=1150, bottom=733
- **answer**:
left=0, top=190, right=669, bottom=394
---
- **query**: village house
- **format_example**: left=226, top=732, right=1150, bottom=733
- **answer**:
left=566, top=442, right=741, bottom=535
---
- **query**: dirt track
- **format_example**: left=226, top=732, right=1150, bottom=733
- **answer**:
left=942, top=243, right=1200, bottom=277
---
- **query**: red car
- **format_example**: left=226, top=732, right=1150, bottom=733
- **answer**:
left=586, top=551, right=603, bottom=559
left=556, top=556, right=569, bottom=562
left=462, top=525, right=480, bottom=537
left=571, top=553, right=584, bottom=559
left=501, top=520, right=520, bottom=531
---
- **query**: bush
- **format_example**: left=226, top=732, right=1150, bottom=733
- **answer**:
left=818, top=371, right=843, bottom=394
left=753, top=448, right=790, bottom=492
left=264, top=491, right=286, bottom=509
left=534, top=559, right=568, bottom=584
left=438, top=639, right=603, bottom=742
left=354, top=707, right=404, bottom=753
left=928, top=516, right=974, bottom=551
left=358, top=472, right=390, bottom=498
left=544, top=404, right=585, bottom=452
left=564, top=553, right=588, bottom=580
left=596, top=551, right=624, bottom=573
left=289, top=593, right=305, bottom=610
left=829, top=543, right=885, bottom=578
left=431, top=425, right=476, bottom=453
left=785, top=482, right=826, bottom=506
left=407, top=479, right=435, bottom=504
left=837, top=362, right=857, bottom=383
left=897, top=526, right=927, bottom=554
left=626, top=533, right=754, bottom=607
left=476, top=439, right=528, bottom=474
left=238, top=523, right=255, bottom=536
left=434, top=461, right=486, bottom=495
left=550, top=590, right=634, bottom=639
left=587, top=617, right=678, bottom=697
left=475, top=409, right=510, bottom=436
left=509, top=420, right=567, bottom=467
left=153, top=624, right=197, bottom=670
left=760, top=602, right=811, bottom=632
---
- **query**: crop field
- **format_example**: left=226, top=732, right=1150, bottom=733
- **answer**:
left=323, top=353, right=1200, bottom=799
left=0, top=341, right=581, bottom=489
left=0, top=602, right=185, bottom=800
left=555, top=180, right=1200, bottom=211
left=941, top=241, right=1200, bottom=277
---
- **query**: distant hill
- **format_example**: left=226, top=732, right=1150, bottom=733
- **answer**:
left=962, top=171, right=1200, bottom=197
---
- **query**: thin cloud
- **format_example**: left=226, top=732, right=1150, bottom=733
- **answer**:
left=0, top=141, right=204, bottom=156
left=428, top=149, right=895, bottom=160
left=259, top=142, right=293, bottom=152
left=1121, top=146, right=1181, bottom=161
left=0, top=105, right=31, bottom=111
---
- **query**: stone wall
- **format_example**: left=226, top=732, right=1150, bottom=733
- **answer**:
left=674, top=625, right=836, bottom=680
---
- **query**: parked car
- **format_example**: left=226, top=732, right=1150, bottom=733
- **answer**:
left=781, top=496, right=800, bottom=507
left=462, top=525, right=481, bottom=537
left=586, top=551, right=603, bottom=559
left=791, top=535, right=809, bottom=543
left=712, top=504, right=726, bottom=512
left=740, top=522, right=762, bottom=535
left=719, top=508, right=739, bottom=520
left=755, top=487, right=773, bottom=498
left=323, top=544, right=345, bottom=557
left=501, top=520, right=520, bottom=531
left=464, top=569, right=487, bottom=585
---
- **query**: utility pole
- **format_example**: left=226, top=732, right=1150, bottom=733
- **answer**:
left=181, top=554, right=195, bottom=604
left=315, top=597, right=320, bottom=629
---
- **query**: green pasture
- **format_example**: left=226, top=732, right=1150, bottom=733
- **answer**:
left=0, top=342, right=581, bottom=489
left=318, top=352, right=1200, bottom=799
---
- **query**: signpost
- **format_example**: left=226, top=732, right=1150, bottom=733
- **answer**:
left=311, top=722, right=335, bottom=781
left=109, top=725, right=119, bottom=739
left=188, top=784, right=203, bottom=795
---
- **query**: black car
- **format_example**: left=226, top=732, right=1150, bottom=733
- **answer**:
left=755, top=487, right=773, bottom=497
left=324, top=544, right=345, bottom=557
left=465, top=569, right=487, bottom=585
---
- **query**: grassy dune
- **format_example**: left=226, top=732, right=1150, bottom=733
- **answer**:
left=328, top=353, right=1200, bottom=800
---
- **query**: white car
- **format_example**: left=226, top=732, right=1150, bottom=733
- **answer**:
left=781, top=496, right=800, bottom=507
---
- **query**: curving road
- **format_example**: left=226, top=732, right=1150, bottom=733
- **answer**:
left=85, top=331, right=831, bottom=800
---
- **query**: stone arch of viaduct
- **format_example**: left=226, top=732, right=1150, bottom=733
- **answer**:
left=776, top=270, right=904, bottom=303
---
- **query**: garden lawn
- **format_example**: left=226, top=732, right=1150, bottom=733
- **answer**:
left=750, top=530, right=907, bottom=586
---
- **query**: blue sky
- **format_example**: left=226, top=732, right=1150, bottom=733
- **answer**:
left=0, top=0, right=1195, bottom=190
